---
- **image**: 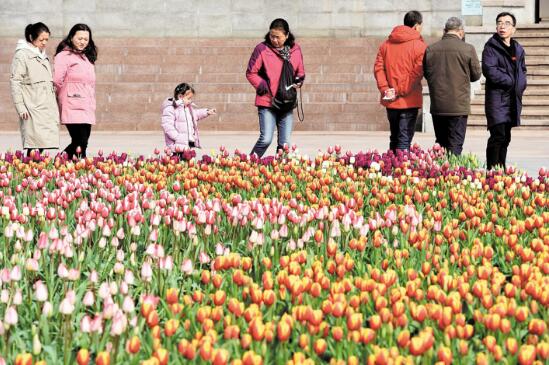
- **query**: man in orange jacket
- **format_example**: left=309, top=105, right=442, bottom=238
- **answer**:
left=374, top=11, right=427, bottom=152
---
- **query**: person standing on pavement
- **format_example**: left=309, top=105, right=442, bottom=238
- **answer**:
left=423, top=17, right=482, bottom=155
left=54, top=23, right=97, bottom=159
left=10, top=22, right=60, bottom=157
left=374, top=10, right=427, bottom=152
left=482, top=12, right=527, bottom=170
left=246, top=18, right=305, bottom=158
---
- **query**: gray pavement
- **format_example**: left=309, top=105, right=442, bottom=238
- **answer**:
left=0, top=130, right=547, bottom=176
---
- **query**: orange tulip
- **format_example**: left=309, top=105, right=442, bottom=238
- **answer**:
left=332, top=326, right=344, bottom=341
left=277, top=320, right=291, bottom=342
left=437, top=346, right=452, bottom=365
left=146, top=310, right=159, bottom=328
left=212, top=348, right=230, bottom=365
left=517, top=345, right=536, bottom=365
left=15, top=353, right=33, bottom=365
left=95, top=352, right=110, bottom=365
left=314, top=338, right=327, bottom=355
left=165, top=288, right=179, bottom=304
left=213, top=290, right=226, bottom=306
left=76, top=349, right=89, bottom=365
left=164, top=318, right=180, bottom=337
left=153, top=348, right=169, bottom=365
left=397, top=330, right=410, bottom=348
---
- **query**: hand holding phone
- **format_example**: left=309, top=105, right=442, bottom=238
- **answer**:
left=382, top=88, right=396, bottom=101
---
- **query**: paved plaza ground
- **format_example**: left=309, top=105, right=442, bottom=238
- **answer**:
left=0, top=130, right=546, bottom=176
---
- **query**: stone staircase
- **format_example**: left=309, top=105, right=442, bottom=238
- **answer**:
left=469, top=25, right=549, bottom=128
left=0, top=37, right=387, bottom=132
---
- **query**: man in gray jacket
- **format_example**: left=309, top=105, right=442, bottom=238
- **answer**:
left=424, top=17, right=482, bottom=155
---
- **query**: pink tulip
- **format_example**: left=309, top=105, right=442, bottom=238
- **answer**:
left=4, top=306, right=18, bottom=325
left=83, top=291, right=95, bottom=306
left=13, top=289, right=23, bottom=305
left=1, top=289, right=9, bottom=303
left=181, top=259, right=193, bottom=275
left=57, top=263, right=69, bottom=279
left=59, top=297, right=75, bottom=315
left=34, top=281, right=48, bottom=302
left=90, top=315, right=103, bottom=333
left=0, top=269, right=10, bottom=283
left=10, top=266, right=21, bottom=281
left=199, top=252, right=210, bottom=264
left=25, top=258, right=39, bottom=272
left=0, top=356, right=5, bottom=365
left=90, top=270, right=99, bottom=284
left=42, top=301, right=53, bottom=317
left=122, top=296, right=135, bottom=313
left=124, top=270, right=135, bottom=285
left=141, top=262, right=153, bottom=282
left=81, top=315, right=92, bottom=333
left=110, top=310, right=128, bottom=336
left=99, top=283, right=110, bottom=299
left=160, top=256, right=173, bottom=271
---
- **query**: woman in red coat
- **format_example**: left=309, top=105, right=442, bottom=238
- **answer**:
left=246, top=18, right=305, bottom=158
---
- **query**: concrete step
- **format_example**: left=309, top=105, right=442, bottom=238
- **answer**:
left=471, top=98, right=549, bottom=106
left=471, top=106, right=549, bottom=118
left=517, top=38, right=549, bottom=46
left=468, top=119, right=549, bottom=127
left=521, top=47, right=549, bottom=55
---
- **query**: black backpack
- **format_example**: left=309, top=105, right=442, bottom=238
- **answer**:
left=271, top=53, right=298, bottom=113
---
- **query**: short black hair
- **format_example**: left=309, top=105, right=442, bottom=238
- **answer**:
left=496, top=12, right=516, bottom=26
left=404, top=11, right=423, bottom=27
left=25, top=22, right=50, bottom=43
left=174, top=83, right=195, bottom=99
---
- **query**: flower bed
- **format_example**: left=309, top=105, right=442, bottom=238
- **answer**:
left=0, top=146, right=547, bottom=365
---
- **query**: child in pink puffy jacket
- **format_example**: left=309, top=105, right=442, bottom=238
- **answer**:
left=161, top=83, right=216, bottom=154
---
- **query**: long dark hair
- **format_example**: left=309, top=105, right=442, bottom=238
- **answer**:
left=56, top=23, right=98, bottom=64
left=264, top=18, right=295, bottom=48
left=25, top=22, right=50, bottom=43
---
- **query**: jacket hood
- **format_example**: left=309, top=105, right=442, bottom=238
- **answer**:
left=162, top=97, right=176, bottom=110
left=15, top=39, right=48, bottom=59
left=388, top=25, right=422, bottom=44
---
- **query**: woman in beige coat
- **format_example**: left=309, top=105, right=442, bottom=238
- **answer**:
left=10, top=22, right=60, bottom=157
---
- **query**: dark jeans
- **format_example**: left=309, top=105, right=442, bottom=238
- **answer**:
left=432, top=115, right=468, bottom=155
left=387, top=108, right=418, bottom=152
left=486, top=122, right=512, bottom=170
left=251, top=107, right=294, bottom=158
left=65, top=123, right=92, bottom=159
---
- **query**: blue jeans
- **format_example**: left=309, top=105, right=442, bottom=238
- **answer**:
left=251, top=107, right=294, bottom=157
left=387, top=108, right=418, bottom=151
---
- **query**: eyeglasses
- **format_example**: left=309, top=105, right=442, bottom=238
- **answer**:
left=496, top=21, right=514, bottom=28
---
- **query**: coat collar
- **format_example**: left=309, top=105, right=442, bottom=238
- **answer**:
left=487, top=33, right=524, bottom=59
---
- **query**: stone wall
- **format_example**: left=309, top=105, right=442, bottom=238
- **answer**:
left=0, top=0, right=462, bottom=38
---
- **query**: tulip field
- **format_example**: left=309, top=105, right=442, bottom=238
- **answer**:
left=0, top=145, right=547, bottom=365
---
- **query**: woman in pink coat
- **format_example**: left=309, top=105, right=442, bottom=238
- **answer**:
left=246, top=18, right=305, bottom=158
left=54, top=23, right=97, bottom=159
left=161, top=83, right=216, bottom=156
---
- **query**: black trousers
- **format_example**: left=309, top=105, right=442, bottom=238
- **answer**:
left=65, top=124, right=92, bottom=159
left=486, top=122, right=512, bottom=170
left=432, top=115, right=468, bottom=155
left=387, top=108, right=418, bottom=152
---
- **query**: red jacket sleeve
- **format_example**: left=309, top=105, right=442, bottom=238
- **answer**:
left=246, top=44, right=269, bottom=95
left=373, top=42, right=390, bottom=94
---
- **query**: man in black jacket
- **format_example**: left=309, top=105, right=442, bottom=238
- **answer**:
left=424, top=17, right=482, bottom=155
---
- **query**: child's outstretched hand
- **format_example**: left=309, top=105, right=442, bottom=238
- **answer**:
left=207, top=108, right=217, bottom=115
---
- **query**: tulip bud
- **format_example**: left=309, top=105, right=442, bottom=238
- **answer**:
left=33, top=333, right=42, bottom=355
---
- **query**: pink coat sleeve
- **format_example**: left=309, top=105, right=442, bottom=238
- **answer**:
left=193, top=107, right=209, bottom=122
left=294, top=46, right=306, bottom=81
left=161, top=105, right=181, bottom=141
left=53, top=52, right=69, bottom=96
